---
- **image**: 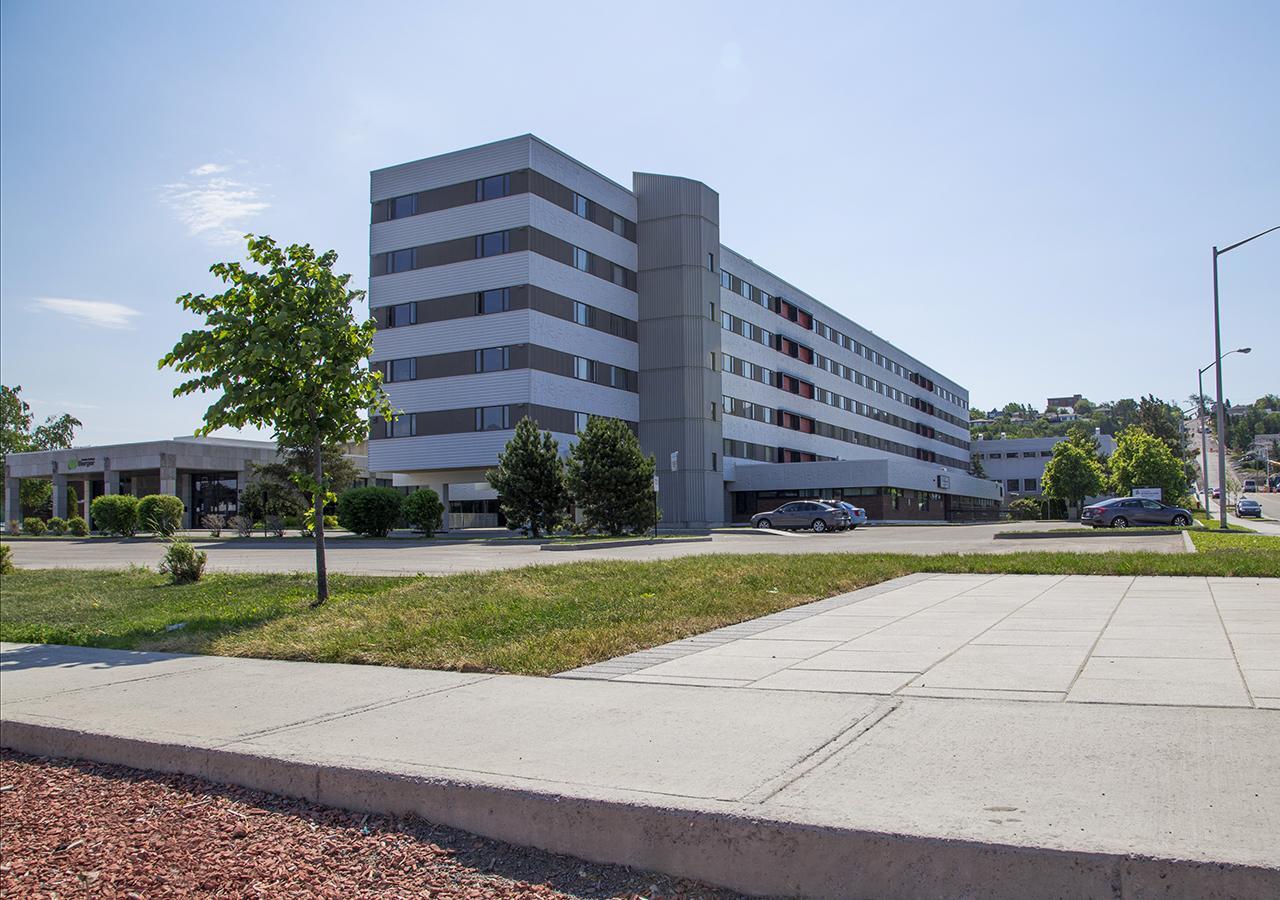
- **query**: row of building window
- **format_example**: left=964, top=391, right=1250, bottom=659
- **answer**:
left=974, top=450, right=1053, bottom=459
left=720, top=438, right=834, bottom=465
left=375, top=285, right=638, bottom=342
left=720, top=309, right=968, bottom=433
left=378, top=346, right=636, bottom=391
left=720, top=267, right=969, bottom=412
left=719, top=356, right=969, bottom=452
left=374, top=406, right=633, bottom=439
left=721, top=394, right=970, bottom=470
left=373, top=168, right=637, bottom=241
left=373, top=227, right=637, bottom=291
left=1004, top=478, right=1039, bottom=492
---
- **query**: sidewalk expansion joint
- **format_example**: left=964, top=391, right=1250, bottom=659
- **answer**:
left=215, top=675, right=495, bottom=747
left=739, top=699, right=902, bottom=805
left=0, top=659, right=232, bottom=706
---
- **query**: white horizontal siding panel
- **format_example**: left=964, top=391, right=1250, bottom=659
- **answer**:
left=370, top=194, right=533, bottom=254
left=369, top=431, right=515, bottom=472
left=371, top=137, right=533, bottom=201
left=529, top=196, right=636, bottom=268
left=372, top=310, right=531, bottom=359
left=528, top=254, right=637, bottom=320
left=384, top=370, right=531, bottom=413
left=529, top=313, right=638, bottom=369
left=368, top=254, right=532, bottom=307
left=529, top=371, right=638, bottom=421
left=529, top=139, right=636, bottom=217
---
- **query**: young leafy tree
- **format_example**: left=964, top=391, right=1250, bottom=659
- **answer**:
left=2, top=384, right=82, bottom=516
left=565, top=416, right=656, bottom=536
left=159, top=235, right=390, bottom=605
left=486, top=417, right=569, bottom=537
left=1108, top=426, right=1187, bottom=504
left=1041, top=441, right=1104, bottom=515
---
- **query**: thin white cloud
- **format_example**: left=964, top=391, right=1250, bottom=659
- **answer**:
left=34, top=297, right=141, bottom=330
left=160, top=163, right=269, bottom=244
left=190, top=162, right=229, bottom=176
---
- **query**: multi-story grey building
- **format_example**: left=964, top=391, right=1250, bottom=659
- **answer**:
left=973, top=433, right=1116, bottom=507
left=367, top=135, right=1000, bottom=527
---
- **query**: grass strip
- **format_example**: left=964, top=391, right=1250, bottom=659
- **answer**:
left=3, top=548, right=1276, bottom=676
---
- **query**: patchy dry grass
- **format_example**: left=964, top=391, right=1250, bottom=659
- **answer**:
left=3, top=549, right=1277, bottom=675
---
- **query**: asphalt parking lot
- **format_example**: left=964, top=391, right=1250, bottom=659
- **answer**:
left=3, top=521, right=1189, bottom=575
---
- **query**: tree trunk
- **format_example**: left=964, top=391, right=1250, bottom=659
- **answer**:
left=311, top=428, right=329, bottom=607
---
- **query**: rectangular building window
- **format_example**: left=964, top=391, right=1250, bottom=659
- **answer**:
left=477, top=288, right=510, bottom=314
left=388, top=248, right=415, bottom=273
left=710, top=401, right=717, bottom=421
left=720, top=269, right=732, bottom=289
left=389, top=414, right=416, bottom=438
left=391, top=195, right=416, bottom=219
left=709, top=352, right=716, bottom=371
left=612, top=214, right=626, bottom=236
left=389, top=302, right=416, bottom=327
left=574, top=412, right=589, bottom=433
left=1024, top=479, right=1038, bottom=491
left=573, top=301, right=592, bottom=326
left=573, top=246, right=590, bottom=271
left=1006, top=479, right=1019, bottom=493
left=711, top=452, right=717, bottom=472
left=573, top=193, right=589, bottom=218
left=475, top=405, right=510, bottom=431
left=477, top=231, right=510, bottom=257
left=476, top=174, right=510, bottom=201
left=573, top=356, right=594, bottom=381
left=708, top=252, right=715, bottom=271
left=475, top=347, right=509, bottom=373
left=388, top=358, right=416, bottom=383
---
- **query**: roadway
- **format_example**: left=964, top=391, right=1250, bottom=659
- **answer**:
left=1196, top=426, right=1280, bottom=535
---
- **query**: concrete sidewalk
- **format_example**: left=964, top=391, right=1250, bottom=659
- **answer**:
left=3, top=578, right=1279, bottom=898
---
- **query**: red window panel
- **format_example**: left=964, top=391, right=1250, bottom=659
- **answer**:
left=796, top=309, right=813, bottom=330
left=798, top=380, right=813, bottom=399
left=797, top=345, right=813, bottom=364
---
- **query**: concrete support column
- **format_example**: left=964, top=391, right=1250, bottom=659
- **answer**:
left=4, top=475, right=21, bottom=524
left=105, top=470, right=120, bottom=495
left=52, top=475, right=69, bottom=519
left=177, top=472, right=192, bottom=528
left=440, top=482, right=450, bottom=532
left=159, top=454, right=177, bottom=498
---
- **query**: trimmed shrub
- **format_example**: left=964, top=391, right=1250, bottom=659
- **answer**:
left=6, top=520, right=20, bottom=538
left=336, top=486, right=403, bottom=537
left=46, top=516, right=67, bottom=535
left=91, top=494, right=140, bottom=536
left=264, top=515, right=286, bottom=537
left=138, top=494, right=184, bottom=536
left=158, top=540, right=207, bottom=584
left=0, top=543, right=13, bottom=573
left=403, top=488, right=444, bottom=536
left=22, top=516, right=47, bottom=536
left=1008, top=497, right=1042, bottom=520
left=228, top=515, right=254, bottom=538
left=201, top=514, right=226, bottom=537
left=66, top=516, right=89, bottom=536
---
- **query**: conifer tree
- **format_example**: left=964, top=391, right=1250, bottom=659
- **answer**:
left=566, top=416, right=656, bottom=536
left=486, top=417, right=569, bottom=537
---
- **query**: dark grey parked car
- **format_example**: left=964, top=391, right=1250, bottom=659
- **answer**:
left=752, top=501, right=851, bottom=533
left=1081, top=497, right=1192, bottom=528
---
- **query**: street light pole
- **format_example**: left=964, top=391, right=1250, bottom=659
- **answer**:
left=1198, top=347, right=1248, bottom=520
left=1210, top=225, right=1278, bottom=530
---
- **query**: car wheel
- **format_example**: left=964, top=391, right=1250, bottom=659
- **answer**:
left=1171, top=515, right=1189, bottom=527
left=1111, top=517, right=1129, bottom=528
left=812, top=519, right=827, bottom=533
left=755, top=518, right=771, bottom=530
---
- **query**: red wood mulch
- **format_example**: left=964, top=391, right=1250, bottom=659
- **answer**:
left=0, top=750, right=738, bottom=899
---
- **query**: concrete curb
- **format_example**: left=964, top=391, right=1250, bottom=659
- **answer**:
left=540, top=537, right=713, bottom=552
left=1183, top=529, right=1197, bottom=553
left=993, top=529, right=1192, bottom=540
left=4, top=719, right=1275, bottom=900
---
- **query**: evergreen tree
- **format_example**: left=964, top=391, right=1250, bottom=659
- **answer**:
left=566, top=416, right=656, bottom=535
left=486, top=417, right=569, bottom=537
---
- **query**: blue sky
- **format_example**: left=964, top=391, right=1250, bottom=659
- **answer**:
left=2, top=0, right=1276, bottom=445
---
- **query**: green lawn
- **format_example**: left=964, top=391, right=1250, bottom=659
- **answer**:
left=2, top=549, right=1277, bottom=675
left=1188, top=530, right=1280, bottom=552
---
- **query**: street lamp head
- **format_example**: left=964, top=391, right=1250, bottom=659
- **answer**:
left=1238, top=347, right=1252, bottom=354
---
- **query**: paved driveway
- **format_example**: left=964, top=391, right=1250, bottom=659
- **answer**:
left=561, top=573, right=1280, bottom=708
left=2, top=522, right=1188, bottom=575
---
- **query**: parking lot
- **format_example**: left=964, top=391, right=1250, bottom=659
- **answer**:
left=3, top=521, right=1190, bottom=576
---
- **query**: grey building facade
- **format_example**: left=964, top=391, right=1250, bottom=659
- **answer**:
left=367, top=135, right=1000, bottom=525
left=974, top=433, right=1116, bottom=507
